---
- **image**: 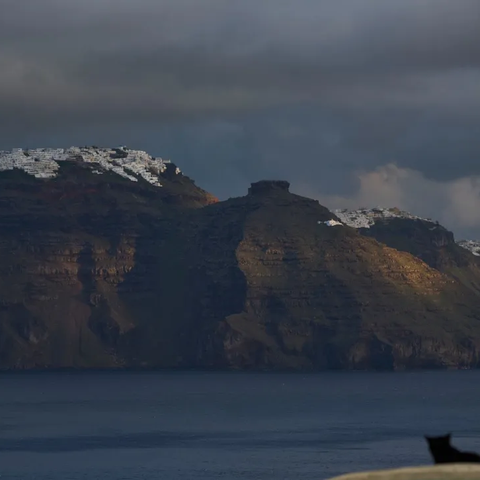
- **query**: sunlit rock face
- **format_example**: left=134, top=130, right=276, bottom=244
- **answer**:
left=336, top=207, right=480, bottom=289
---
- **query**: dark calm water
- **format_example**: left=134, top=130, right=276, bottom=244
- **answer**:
left=1, top=371, right=480, bottom=480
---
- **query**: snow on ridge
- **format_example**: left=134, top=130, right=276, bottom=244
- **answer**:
left=334, top=207, right=433, bottom=229
left=457, top=240, right=480, bottom=256
left=0, top=146, right=181, bottom=187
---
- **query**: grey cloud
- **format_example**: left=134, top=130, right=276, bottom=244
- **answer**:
left=1, top=0, right=480, bottom=119
left=1, top=0, right=480, bottom=236
left=3, top=1, right=480, bottom=64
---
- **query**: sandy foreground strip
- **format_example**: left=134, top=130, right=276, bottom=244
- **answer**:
left=328, top=464, right=480, bottom=480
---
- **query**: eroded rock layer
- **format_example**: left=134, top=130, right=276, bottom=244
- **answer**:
left=2, top=163, right=480, bottom=371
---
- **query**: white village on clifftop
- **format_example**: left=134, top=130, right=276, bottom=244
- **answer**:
left=0, top=146, right=181, bottom=187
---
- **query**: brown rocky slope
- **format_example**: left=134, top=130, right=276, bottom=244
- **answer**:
left=353, top=216, right=480, bottom=295
left=2, top=164, right=480, bottom=370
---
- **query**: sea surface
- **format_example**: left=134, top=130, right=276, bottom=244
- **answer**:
left=1, top=370, right=480, bottom=480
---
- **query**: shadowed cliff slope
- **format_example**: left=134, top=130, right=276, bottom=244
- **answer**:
left=0, top=161, right=216, bottom=368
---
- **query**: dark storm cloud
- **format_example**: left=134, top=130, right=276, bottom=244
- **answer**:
left=1, top=0, right=480, bottom=120
left=1, top=0, right=480, bottom=236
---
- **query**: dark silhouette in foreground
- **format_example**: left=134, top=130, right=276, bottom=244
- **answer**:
left=425, top=433, right=480, bottom=464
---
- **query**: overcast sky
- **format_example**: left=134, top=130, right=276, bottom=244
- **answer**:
left=1, top=0, right=480, bottom=238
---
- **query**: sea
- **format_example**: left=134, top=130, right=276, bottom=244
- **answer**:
left=1, top=370, right=480, bottom=480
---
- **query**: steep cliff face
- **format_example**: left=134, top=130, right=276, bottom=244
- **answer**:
left=2, top=153, right=480, bottom=371
left=0, top=149, right=216, bottom=369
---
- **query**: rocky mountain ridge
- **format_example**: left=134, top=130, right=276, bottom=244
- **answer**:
left=1, top=147, right=480, bottom=371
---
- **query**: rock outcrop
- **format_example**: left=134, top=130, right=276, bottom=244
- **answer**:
left=2, top=150, right=480, bottom=371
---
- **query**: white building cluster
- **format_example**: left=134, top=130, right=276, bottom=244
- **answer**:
left=320, top=219, right=343, bottom=227
left=334, top=207, right=432, bottom=229
left=457, top=240, right=480, bottom=256
left=0, top=146, right=181, bottom=187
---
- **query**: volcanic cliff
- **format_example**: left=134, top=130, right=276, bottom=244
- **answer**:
left=1, top=147, right=480, bottom=370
